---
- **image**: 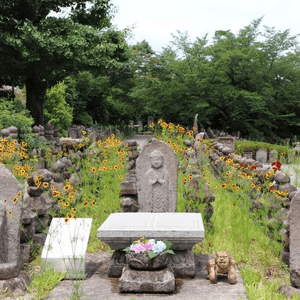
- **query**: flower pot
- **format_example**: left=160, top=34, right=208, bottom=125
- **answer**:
left=125, top=251, right=170, bottom=270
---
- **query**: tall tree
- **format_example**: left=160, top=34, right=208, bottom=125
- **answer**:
left=0, top=0, right=127, bottom=125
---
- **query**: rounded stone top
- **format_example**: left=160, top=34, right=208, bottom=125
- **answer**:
left=7, top=126, right=18, bottom=133
left=1, top=129, right=10, bottom=136
left=150, top=149, right=164, bottom=158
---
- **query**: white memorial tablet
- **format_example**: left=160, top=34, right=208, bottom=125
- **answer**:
left=41, top=218, right=92, bottom=279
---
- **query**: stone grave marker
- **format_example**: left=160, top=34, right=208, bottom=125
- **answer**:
left=218, top=136, right=235, bottom=152
left=41, top=218, right=92, bottom=279
left=243, top=152, right=253, bottom=159
left=256, top=149, right=267, bottom=163
left=290, top=192, right=300, bottom=288
left=136, top=138, right=178, bottom=212
left=0, top=164, right=23, bottom=280
left=269, top=150, right=278, bottom=163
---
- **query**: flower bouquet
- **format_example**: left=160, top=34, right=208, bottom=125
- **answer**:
left=123, top=236, right=175, bottom=270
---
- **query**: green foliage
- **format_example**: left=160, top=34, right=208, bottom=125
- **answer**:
left=235, top=140, right=290, bottom=157
left=0, top=97, right=34, bottom=131
left=0, top=0, right=132, bottom=125
left=45, top=82, right=73, bottom=135
left=27, top=266, right=65, bottom=300
left=130, top=18, right=300, bottom=140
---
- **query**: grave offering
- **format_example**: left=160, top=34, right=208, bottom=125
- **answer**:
left=207, top=252, right=237, bottom=284
left=136, top=138, right=178, bottom=212
left=41, top=218, right=92, bottom=279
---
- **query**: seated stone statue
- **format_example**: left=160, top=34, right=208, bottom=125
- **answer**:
left=207, top=251, right=237, bottom=284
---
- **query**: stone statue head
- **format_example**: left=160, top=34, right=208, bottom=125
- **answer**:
left=150, top=150, right=164, bottom=169
left=216, top=251, right=230, bottom=269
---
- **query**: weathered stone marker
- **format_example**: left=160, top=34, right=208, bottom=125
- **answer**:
left=0, top=164, right=23, bottom=280
left=41, top=218, right=92, bottom=279
left=290, top=192, right=300, bottom=288
left=136, top=138, right=178, bottom=212
left=217, top=136, right=235, bottom=152
left=256, top=149, right=267, bottom=163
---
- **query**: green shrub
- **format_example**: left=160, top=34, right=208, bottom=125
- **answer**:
left=235, top=140, right=290, bottom=157
left=0, top=97, right=34, bottom=132
left=45, top=82, right=73, bottom=136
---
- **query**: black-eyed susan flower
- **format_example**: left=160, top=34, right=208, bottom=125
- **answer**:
left=52, top=190, right=61, bottom=197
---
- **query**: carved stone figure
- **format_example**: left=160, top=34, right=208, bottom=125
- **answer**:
left=145, top=150, right=169, bottom=212
left=136, top=139, right=178, bottom=212
left=207, top=252, right=237, bottom=284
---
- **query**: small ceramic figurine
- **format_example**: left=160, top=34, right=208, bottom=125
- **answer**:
left=207, top=251, right=237, bottom=284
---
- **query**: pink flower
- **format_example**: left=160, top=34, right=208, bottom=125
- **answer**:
left=130, top=244, right=145, bottom=253
left=144, top=243, right=154, bottom=251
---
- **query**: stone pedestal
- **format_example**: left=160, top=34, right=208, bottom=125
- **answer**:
left=98, top=213, right=204, bottom=279
left=119, top=266, right=175, bottom=293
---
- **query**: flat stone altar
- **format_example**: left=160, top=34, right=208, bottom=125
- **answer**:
left=97, top=213, right=204, bottom=251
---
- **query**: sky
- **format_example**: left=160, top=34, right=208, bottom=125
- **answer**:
left=111, top=0, right=300, bottom=53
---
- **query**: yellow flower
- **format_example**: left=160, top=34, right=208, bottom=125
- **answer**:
left=7, top=210, right=13, bottom=217
left=251, top=183, right=256, bottom=188
left=52, top=190, right=61, bottom=197
left=91, top=199, right=96, bottom=206
left=90, top=167, right=97, bottom=173
left=235, top=186, right=240, bottom=191
left=82, top=130, right=87, bottom=135
left=64, top=217, right=70, bottom=224
left=183, top=177, right=188, bottom=183
left=43, top=182, right=49, bottom=188
left=13, top=197, right=18, bottom=204
left=214, top=185, right=219, bottom=189
left=83, top=200, right=88, bottom=207
left=64, top=202, right=70, bottom=207
left=72, top=208, right=77, bottom=213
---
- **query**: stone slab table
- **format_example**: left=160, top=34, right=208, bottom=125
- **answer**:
left=97, top=213, right=205, bottom=278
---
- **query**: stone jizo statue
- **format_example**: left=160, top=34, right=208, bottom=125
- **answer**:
left=145, top=150, right=169, bottom=212
left=207, top=251, right=237, bottom=284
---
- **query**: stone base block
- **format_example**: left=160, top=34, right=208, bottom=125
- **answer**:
left=169, top=250, right=195, bottom=278
left=108, top=250, right=127, bottom=278
left=119, top=266, right=175, bottom=293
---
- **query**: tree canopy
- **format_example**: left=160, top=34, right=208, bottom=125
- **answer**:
left=0, top=0, right=131, bottom=125
left=130, top=18, right=300, bottom=140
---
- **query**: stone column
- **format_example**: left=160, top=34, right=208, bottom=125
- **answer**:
left=290, top=192, right=300, bottom=288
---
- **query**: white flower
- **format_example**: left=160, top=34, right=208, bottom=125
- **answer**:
left=152, top=241, right=166, bottom=254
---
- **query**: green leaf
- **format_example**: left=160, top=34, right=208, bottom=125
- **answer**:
left=147, top=250, right=158, bottom=260
left=163, top=240, right=173, bottom=251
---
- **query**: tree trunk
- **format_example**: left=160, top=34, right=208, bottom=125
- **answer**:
left=26, top=75, right=47, bottom=125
